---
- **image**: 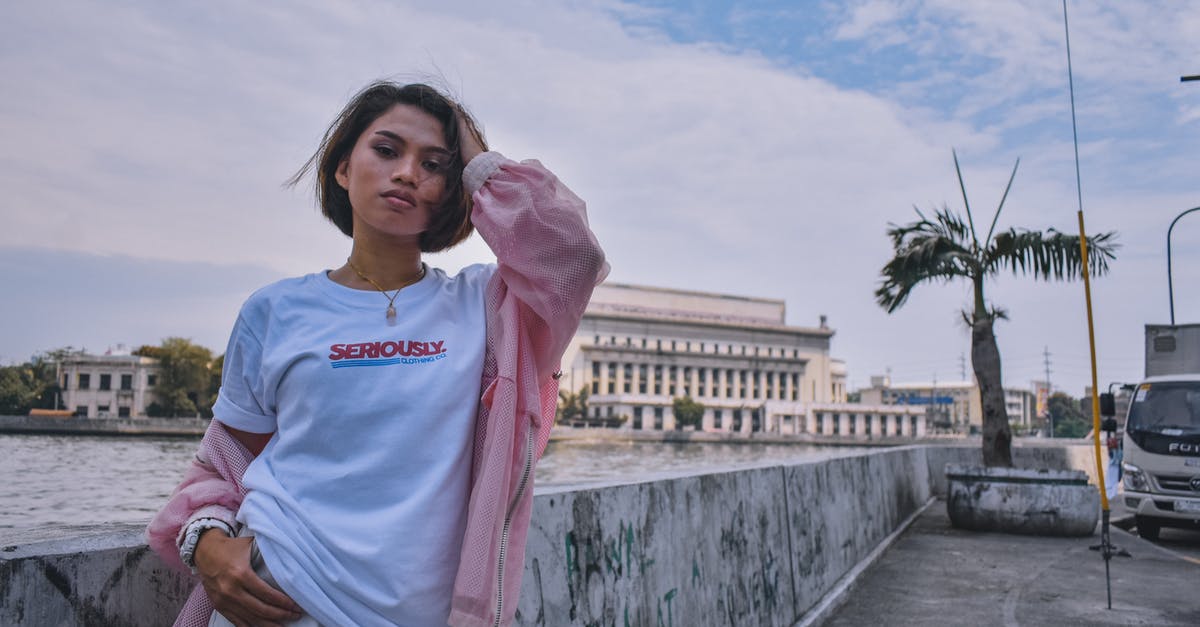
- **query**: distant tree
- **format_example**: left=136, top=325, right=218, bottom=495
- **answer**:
left=876, top=151, right=1117, bottom=466
left=143, top=337, right=217, bottom=418
left=846, top=391, right=862, bottom=403
left=1048, top=392, right=1090, bottom=438
left=0, top=365, right=42, bottom=415
left=557, top=386, right=589, bottom=423
left=672, top=396, right=705, bottom=430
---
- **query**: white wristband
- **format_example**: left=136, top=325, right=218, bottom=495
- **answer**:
left=179, top=518, right=235, bottom=573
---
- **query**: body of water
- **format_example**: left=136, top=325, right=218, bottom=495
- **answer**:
left=0, top=434, right=871, bottom=541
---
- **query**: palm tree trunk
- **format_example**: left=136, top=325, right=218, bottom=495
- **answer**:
left=971, top=314, right=1013, bottom=467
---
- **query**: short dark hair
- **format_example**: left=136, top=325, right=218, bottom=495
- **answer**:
left=290, top=82, right=486, bottom=252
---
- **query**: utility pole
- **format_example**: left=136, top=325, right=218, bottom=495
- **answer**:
left=1044, top=346, right=1054, bottom=437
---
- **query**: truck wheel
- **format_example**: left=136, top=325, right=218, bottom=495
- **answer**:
left=1135, top=516, right=1161, bottom=541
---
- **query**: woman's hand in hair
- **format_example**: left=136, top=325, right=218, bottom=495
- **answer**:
left=194, top=530, right=304, bottom=627
left=457, top=107, right=486, bottom=166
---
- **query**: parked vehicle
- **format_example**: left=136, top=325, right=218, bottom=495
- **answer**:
left=1113, top=324, right=1200, bottom=540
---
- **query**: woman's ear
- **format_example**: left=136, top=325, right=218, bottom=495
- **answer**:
left=334, top=158, right=350, bottom=190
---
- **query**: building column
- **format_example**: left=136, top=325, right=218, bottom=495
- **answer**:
left=598, top=361, right=609, bottom=396
left=663, top=405, right=677, bottom=431
left=915, top=412, right=927, bottom=438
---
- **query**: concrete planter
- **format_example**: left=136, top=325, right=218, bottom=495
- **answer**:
left=945, top=464, right=1099, bottom=537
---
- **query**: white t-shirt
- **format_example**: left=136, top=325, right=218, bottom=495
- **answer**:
left=213, top=263, right=494, bottom=626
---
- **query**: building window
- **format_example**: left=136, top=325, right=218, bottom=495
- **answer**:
left=607, top=363, right=616, bottom=394
left=700, top=343, right=706, bottom=352
left=726, top=369, right=734, bottom=397
left=623, top=363, right=633, bottom=393
left=753, top=371, right=761, bottom=398
left=792, top=373, right=800, bottom=401
left=833, top=414, right=841, bottom=435
left=78, top=373, right=91, bottom=390
left=685, top=341, right=691, bottom=352
left=638, top=365, right=648, bottom=394
left=75, top=405, right=88, bottom=417
left=654, top=366, right=663, bottom=395
left=668, top=366, right=677, bottom=396
left=698, top=368, right=708, bottom=397
left=99, top=374, right=111, bottom=390
left=62, top=374, right=68, bottom=388
left=120, top=374, right=133, bottom=390
left=656, top=339, right=662, bottom=351
left=97, top=404, right=110, bottom=416
left=767, top=372, right=776, bottom=400
left=671, top=340, right=676, bottom=351
left=654, top=406, right=664, bottom=430
left=118, top=406, right=131, bottom=418
left=147, top=374, right=157, bottom=387
left=641, top=338, right=647, bottom=348
left=739, top=371, right=747, bottom=399
left=683, top=367, right=692, bottom=396
left=594, top=334, right=600, bottom=345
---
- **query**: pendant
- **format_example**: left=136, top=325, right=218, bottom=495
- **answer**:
left=386, top=304, right=397, bottom=326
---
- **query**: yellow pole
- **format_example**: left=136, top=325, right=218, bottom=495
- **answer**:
left=1077, top=210, right=1109, bottom=512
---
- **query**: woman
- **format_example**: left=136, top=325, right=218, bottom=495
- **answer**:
left=148, top=81, right=607, bottom=627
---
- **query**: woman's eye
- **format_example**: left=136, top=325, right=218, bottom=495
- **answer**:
left=373, top=145, right=396, bottom=158
left=422, top=160, right=445, bottom=172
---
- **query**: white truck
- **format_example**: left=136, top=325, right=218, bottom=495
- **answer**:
left=1117, top=324, right=1200, bottom=540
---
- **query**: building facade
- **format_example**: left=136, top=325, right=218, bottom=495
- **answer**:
left=60, top=353, right=161, bottom=418
left=559, top=283, right=851, bottom=434
left=858, top=375, right=1036, bottom=434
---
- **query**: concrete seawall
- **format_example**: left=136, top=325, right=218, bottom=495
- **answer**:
left=0, top=443, right=1097, bottom=626
left=0, top=415, right=210, bottom=437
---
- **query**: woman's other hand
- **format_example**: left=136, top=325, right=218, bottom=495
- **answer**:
left=457, top=107, right=486, bottom=166
left=194, top=530, right=304, bottom=627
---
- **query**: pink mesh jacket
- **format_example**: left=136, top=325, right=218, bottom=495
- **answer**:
left=146, top=153, right=608, bottom=627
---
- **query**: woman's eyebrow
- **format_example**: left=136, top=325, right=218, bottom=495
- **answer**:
left=373, top=130, right=451, bottom=156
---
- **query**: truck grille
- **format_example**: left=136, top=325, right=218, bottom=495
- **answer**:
left=1155, top=474, right=1200, bottom=492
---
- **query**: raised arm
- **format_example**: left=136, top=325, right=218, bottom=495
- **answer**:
left=458, top=119, right=608, bottom=376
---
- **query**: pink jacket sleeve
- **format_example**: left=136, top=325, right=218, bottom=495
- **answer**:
left=466, top=152, right=609, bottom=381
left=145, top=420, right=254, bottom=573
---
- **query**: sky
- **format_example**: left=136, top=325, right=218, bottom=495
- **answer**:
left=1, top=0, right=1198, bottom=395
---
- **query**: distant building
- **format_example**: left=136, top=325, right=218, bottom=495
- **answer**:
left=858, top=375, right=1036, bottom=434
left=556, top=283, right=929, bottom=438
left=60, top=350, right=160, bottom=418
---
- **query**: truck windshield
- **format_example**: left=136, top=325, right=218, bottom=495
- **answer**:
left=1126, top=381, right=1200, bottom=434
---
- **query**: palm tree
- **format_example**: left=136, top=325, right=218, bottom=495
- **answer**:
left=876, top=151, right=1117, bottom=466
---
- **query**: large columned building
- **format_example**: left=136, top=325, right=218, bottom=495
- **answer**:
left=559, top=283, right=851, bottom=434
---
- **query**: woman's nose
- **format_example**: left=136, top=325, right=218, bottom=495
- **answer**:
left=392, top=156, right=419, bottom=185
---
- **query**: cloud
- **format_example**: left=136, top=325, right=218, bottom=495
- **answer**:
left=1, top=0, right=1197, bottom=393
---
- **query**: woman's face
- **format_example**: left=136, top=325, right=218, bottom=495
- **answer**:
left=335, top=103, right=452, bottom=243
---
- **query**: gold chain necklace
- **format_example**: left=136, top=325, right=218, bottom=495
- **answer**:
left=345, top=258, right=425, bottom=326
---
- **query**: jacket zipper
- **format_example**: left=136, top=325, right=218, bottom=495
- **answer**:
left=494, top=424, right=534, bottom=627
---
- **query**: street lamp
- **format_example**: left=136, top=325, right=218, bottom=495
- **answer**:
left=1167, top=207, right=1200, bottom=324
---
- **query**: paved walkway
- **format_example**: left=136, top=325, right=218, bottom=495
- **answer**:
left=824, top=500, right=1200, bottom=626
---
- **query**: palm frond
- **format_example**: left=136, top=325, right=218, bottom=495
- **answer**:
left=877, top=208, right=979, bottom=313
left=982, top=158, right=1020, bottom=247
left=953, top=149, right=980, bottom=249
left=986, top=228, right=1119, bottom=279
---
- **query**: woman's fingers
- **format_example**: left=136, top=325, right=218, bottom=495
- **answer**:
left=456, top=106, right=486, bottom=165
left=198, top=533, right=303, bottom=624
